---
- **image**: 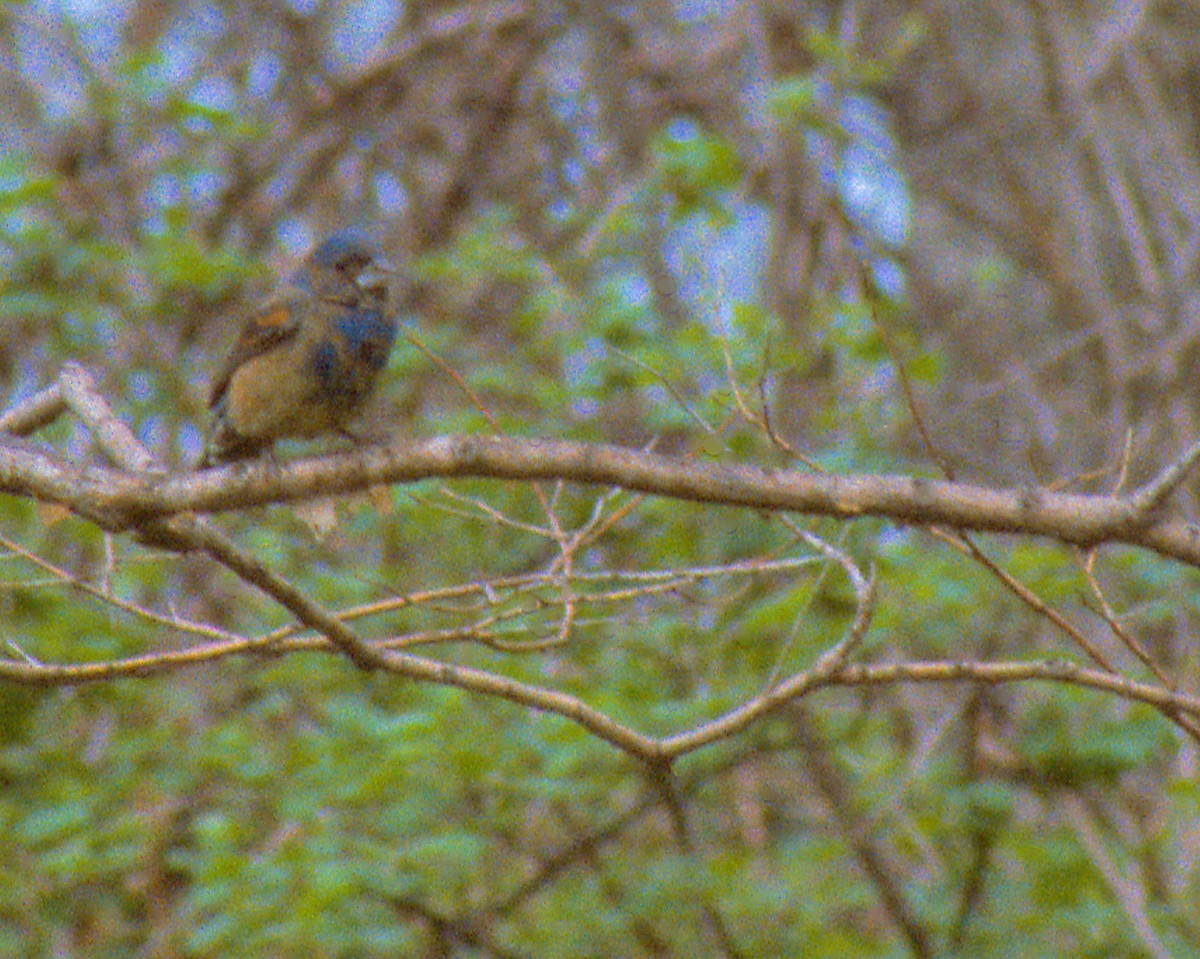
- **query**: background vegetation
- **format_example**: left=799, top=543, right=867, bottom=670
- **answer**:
left=3, top=1, right=1200, bottom=956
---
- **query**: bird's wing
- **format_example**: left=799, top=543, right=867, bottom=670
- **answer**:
left=207, top=287, right=307, bottom=407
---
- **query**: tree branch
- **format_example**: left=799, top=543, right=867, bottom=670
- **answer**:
left=5, top=366, right=1200, bottom=758
left=6, top=429, right=1200, bottom=565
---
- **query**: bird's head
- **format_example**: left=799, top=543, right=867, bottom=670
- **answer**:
left=295, top=228, right=387, bottom=303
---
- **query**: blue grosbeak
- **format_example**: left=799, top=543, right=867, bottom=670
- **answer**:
left=202, top=230, right=398, bottom=466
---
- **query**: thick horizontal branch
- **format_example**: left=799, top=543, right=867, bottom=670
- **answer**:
left=3, top=433, right=1200, bottom=564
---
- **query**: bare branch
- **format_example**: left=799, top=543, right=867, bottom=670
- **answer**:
left=0, top=382, right=67, bottom=436
left=1127, top=436, right=1200, bottom=518
left=6, top=430, right=1199, bottom=565
left=5, top=366, right=1200, bottom=763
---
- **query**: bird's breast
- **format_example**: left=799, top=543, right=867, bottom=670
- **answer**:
left=335, top=311, right=398, bottom=371
left=307, top=309, right=397, bottom=406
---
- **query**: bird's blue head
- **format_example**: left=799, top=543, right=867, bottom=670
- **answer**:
left=292, top=228, right=383, bottom=301
left=309, top=228, right=376, bottom=271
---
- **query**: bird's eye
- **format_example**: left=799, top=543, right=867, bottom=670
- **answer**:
left=339, top=255, right=369, bottom=277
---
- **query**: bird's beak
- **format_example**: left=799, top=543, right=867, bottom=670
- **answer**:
left=356, top=264, right=394, bottom=295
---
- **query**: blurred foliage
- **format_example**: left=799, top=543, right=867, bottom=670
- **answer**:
left=0, top=3, right=1197, bottom=957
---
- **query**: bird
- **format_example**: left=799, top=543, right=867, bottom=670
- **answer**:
left=201, top=229, right=398, bottom=466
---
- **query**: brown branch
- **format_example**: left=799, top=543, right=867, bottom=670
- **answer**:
left=930, top=527, right=1119, bottom=673
left=46, top=364, right=389, bottom=672
left=6, top=366, right=1200, bottom=759
left=5, top=645, right=1200, bottom=756
left=1079, top=550, right=1171, bottom=686
left=790, top=706, right=934, bottom=959
left=1062, top=794, right=1173, bottom=959
left=0, top=531, right=239, bottom=647
left=1127, top=436, right=1200, bottom=518
left=869, top=283, right=1200, bottom=743
left=660, top=567, right=876, bottom=757
left=0, top=369, right=670, bottom=753
left=5, top=432, right=1195, bottom=563
left=9, top=368, right=1199, bottom=567
left=644, top=758, right=745, bottom=959
left=0, top=381, right=67, bottom=436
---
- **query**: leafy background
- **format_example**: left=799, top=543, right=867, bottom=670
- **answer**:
left=2, top=1, right=1200, bottom=956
